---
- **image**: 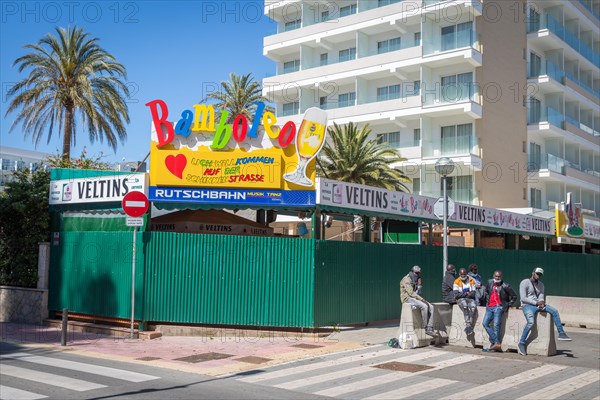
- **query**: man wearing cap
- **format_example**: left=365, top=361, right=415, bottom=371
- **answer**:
left=400, top=265, right=435, bottom=337
left=518, top=267, right=572, bottom=356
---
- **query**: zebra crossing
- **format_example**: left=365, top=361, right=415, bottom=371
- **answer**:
left=232, top=345, right=600, bottom=399
left=0, top=352, right=159, bottom=400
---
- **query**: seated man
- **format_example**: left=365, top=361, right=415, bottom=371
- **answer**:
left=453, top=268, right=477, bottom=335
left=518, top=267, right=572, bottom=356
left=482, top=270, right=517, bottom=352
left=400, top=265, right=435, bottom=337
left=442, top=264, right=456, bottom=305
left=468, top=263, right=485, bottom=306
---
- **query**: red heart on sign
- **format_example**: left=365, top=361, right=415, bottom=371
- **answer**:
left=165, top=154, right=187, bottom=179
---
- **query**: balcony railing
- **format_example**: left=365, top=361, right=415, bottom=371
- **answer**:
left=428, top=188, right=478, bottom=204
left=423, top=83, right=478, bottom=106
left=423, top=30, right=480, bottom=55
left=564, top=70, right=600, bottom=98
left=422, top=136, right=480, bottom=158
left=579, top=0, right=600, bottom=19
left=529, top=106, right=600, bottom=137
left=528, top=13, right=600, bottom=66
left=319, top=99, right=356, bottom=110
left=359, top=90, right=420, bottom=105
left=527, top=59, right=564, bottom=82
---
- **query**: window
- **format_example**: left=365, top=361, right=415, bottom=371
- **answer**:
left=441, top=72, right=473, bottom=102
left=338, top=47, right=356, bottom=62
left=441, top=123, right=472, bottom=155
left=413, top=128, right=421, bottom=146
left=528, top=97, right=541, bottom=123
left=283, top=59, right=300, bottom=74
left=319, top=95, right=329, bottom=109
left=377, top=37, right=401, bottom=54
left=530, top=52, right=542, bottom=77
left=320, top=53, right=328, bottom=66
left=1, top=158, right=13, bottom=171
left=530, top=188, right=542, bottom=209
left=411, top=80, right=421, bottom=96
left=284, top=19, right=301, bottom=31
left=441, top=21, right=473, bottom=51
left=377, top=84, right=401, bottom=101
left=338, top=92, right=356, bottom=107
left=527, top=8, right=540, bottom=33
left=444, top=175, right=473, bottom=203
left=414, top=32, right=421, bottom=46
left=378, top=0, right=401, bottom=6
left=321, top=11, right=330, bottom=22
left=412, top=178, right=421, bottom=194
left=282, top=101, right=299, bottom=116
left=339, top=4, right=357, bottom=17
left=377, top=131, right=400, bottom=147
left=529, top=142, right=542, bottom=170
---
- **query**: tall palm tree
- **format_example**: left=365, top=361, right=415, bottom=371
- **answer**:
left=202, top=72, right=274, bottom=123
left=317, top=122, right=411, bottom=192
left=6, top=26, right=130, bottom=160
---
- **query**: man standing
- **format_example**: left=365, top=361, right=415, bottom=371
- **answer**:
left=400, top=265, right=435, bottom=337
left=518, top=267, right=572, bottom=356
left=482, top=270, right=517, bottom=352
left=453, top=268, right=477, bottom=335
left=442, top=264, right=456, bottom=304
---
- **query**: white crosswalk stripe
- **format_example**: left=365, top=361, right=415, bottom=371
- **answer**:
left=438, top=364, right=569, bottom=400
left=0, top=353, right=159, bottom=382
left=0, top=385, right=47, bottom=400
left=239, top=348, right=444, bottom=383
left=365, top=377, right=458, bottom=400
left=1, top=364, right=106, bottom=392
left=516, top=370, right=600, bottom=400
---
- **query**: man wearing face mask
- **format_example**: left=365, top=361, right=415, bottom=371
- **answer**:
left=482, top=270, right=517, bottom=352
left=518, top=267, right=572, bottom=356
left=453, top=268, right=477, bottom=335
left=400, top=265, right=435, bottom=337
left=442, top=264, right=457, bottom=304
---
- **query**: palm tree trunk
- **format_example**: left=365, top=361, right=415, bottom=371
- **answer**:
left=62, top=105, right=74, bottom=160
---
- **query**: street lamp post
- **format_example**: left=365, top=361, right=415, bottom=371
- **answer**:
left=435, top=157, right=455, bottom=278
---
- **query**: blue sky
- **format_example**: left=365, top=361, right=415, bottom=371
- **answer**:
left=0, top=1, right=275, bottom=163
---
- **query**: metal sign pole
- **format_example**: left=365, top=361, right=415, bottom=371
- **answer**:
left=443, top=175, right=448, bottom=278
left=130, top=226, right=137, bottom=339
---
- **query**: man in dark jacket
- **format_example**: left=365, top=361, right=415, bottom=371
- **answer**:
left=482, top=270, right=517, bottom=352
left=442, top=264, right=456, bottom=304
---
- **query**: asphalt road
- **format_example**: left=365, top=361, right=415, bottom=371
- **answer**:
left=0, top=342, right=327, bottom=400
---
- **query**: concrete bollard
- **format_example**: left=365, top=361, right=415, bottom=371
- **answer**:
left=398, top=302, right=453, bottom=347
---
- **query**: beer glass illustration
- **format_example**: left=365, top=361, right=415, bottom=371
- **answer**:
left=283, top=107, right=328, bottom=187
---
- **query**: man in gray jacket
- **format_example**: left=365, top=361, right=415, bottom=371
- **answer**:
left=518, top=267, right=572, bottom=356
left=400, top=265, right=435, bottom=337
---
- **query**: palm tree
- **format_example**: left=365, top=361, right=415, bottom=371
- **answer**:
left=6, top=26, right=130, bottom=160
left=317, top=122, right=411, bottom=192
left=202, top=72, right=274, bottom=123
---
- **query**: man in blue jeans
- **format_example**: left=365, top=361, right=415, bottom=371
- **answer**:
left=482, top=270, right=517, bottom=352
left=518, top=267, right=572, bottom=356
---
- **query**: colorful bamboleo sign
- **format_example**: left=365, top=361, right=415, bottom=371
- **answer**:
left=146, top=100, right=327, bottom=201
left=49, top=173, right=147, bottom=205
left=317, top=178, right=555, bottom=237
left=555, top=192, right=585, bottom=238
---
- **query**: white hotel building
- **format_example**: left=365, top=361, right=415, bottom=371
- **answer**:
left=262, top=0, right=600, bottom=217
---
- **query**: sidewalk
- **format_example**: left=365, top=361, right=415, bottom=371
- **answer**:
left=1, top=321, right=598, bottom=376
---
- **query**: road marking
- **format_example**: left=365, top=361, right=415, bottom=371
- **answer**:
left=516, top=370, right=600, bottom=400
left=238, top=349, right=444, bottom=383
left=439, top=364, right=568, bottom=400
left=0, top=353, right=159, bottom=383
left=0, top=385, right=46, bottom=400
left=314, top=370, right=401, bottom=397
left=1, top=364, right=106, bottom=392
left=365, top=377, right=458, bottom=399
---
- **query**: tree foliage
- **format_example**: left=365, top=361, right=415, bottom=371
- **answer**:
left=5, top=26, right=130, bottom=159
left=0, top=169, right=50, bottom=287
left=317, top=122, right=411, bottom=192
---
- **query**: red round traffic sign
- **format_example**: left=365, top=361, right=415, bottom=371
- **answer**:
left=122, top=191, right=149, bottom=217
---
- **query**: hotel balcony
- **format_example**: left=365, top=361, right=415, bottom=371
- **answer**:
left=528, top=106, right=600, bottom=149
left=528, top=152, right=600, bottom=192
left=527, top=13, right=600, bottom=70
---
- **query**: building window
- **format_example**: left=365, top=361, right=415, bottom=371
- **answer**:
left=412, top=177, right=421, bottom=194
left=1, top=158, right=13, bottom=171
left=284, top=19, right=301, bottom=32
left=377, top=37, right=401, bottom=54
left=414, top=32, right=421, bottom=46
left=339, top=4, right=357, bottom=17
left=441, top=72, right=473, bottom=102
left=378, top=0, right=401, bottom=6
left=444, top=175, right=473, bottom=203
left=377, top=84, right=401, bottom=101
left=320, top=53, right=328, bottom=66
left=413, top=128, right=421, bottom=146
left=283, top=59, right=300, bottom=74
left=338, top=47, right=356, bottom=62
left=528, top=97, right=541, bottom=123
left=527, top=8, right=540, bottom=33
left=529, top=52, right=542, bottom=77
left=411, top=80, right=421, bottom=96
left=530, top=188, right=542, bottom=209
left=528, top=142, right=542, bottom=170
left=441, top=123, right=472, bottom=155
left=338, top=92, right=356, bottom=107
left=282, top=101, right=299, bottom=116
left=377, top=131, right=400, bottom=147
left=441, top=21, right=473, bottom=51
left=321, top=10, right=330, bottom=22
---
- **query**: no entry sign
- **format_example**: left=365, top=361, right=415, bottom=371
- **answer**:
left=122, top=191, right=149, bottom=217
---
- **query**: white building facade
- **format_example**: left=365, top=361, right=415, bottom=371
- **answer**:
left=262, top=0, right=599, bottom=216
